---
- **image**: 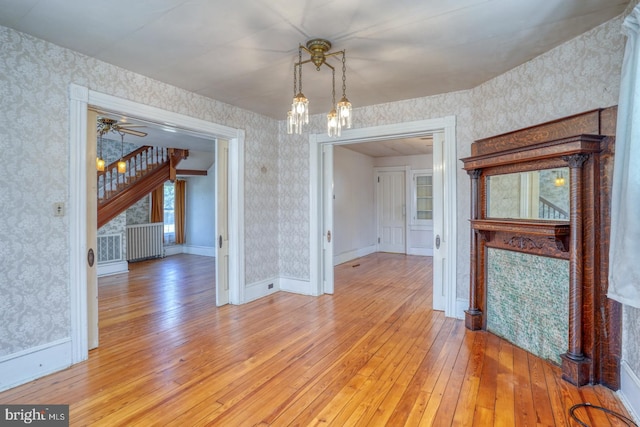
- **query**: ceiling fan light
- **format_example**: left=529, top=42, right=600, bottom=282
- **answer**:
left=117, top=159, right=127, bottom=174
left=337, top=96, right=352, bottom=129
left=96, top=157, right=105, bottom=172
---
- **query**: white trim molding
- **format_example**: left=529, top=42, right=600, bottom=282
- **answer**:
left=97, top=261, right=129, bottom=277
left=184, top=245, right=216, bottom=257
left=310, top=117, right=458, bottom=318
left=280, top=277, right=313, bottom=295
left=244, top=277, right=280, bottom=302
left=620, top=360, right=640, bottom=423
left=0, top=339, right=72, bottom=392
left=333, top=244, right=377, bottom=266
left=68, top=83, right=245, bottom=369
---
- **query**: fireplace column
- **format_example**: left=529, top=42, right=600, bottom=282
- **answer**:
left=465, top=169, right=483, bottom=330
left=560, top=153, right=592, bottom=386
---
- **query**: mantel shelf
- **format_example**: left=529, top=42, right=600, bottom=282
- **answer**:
left=471, top=219, right=570, bottom=237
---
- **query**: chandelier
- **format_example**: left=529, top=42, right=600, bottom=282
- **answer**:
left=286, top=39, right=353, bottom=137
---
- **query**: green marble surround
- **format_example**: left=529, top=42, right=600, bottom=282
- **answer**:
left=487, top=248, right=569, bottom=364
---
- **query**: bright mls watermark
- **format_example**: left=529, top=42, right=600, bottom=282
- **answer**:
left=0, top=405, right=68, bottom=426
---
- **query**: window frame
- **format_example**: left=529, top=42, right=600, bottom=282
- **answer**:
left=411, top=169, right=433, bottom=226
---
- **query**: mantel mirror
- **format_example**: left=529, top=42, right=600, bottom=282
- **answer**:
left=486, top=167, right=570, bottom=221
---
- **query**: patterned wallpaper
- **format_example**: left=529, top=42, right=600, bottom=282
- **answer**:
left=624, top=305, right=640, bottom=375
left=487, top=249, right=569, bottom=364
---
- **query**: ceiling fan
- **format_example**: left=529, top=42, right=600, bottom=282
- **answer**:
left=97, top=117, right=148, bottom=138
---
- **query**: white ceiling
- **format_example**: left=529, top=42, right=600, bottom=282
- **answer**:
left=1, top=0, right=628, bottom=158
left=342, top=135, right=433, bottom=157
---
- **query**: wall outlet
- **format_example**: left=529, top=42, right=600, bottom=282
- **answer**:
left=268, top=283, right=274, bottom=289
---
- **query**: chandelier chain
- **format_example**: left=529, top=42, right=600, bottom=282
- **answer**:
left=332, top=68, right=336, bottom=106
left=298, top=45, right=303, bottom=94
left=342, top=51, right=347, bottom=96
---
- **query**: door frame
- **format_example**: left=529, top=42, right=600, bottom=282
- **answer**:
left=309, top=116, right=457, bottom=317
left=68, top=84, right=245, bottom=363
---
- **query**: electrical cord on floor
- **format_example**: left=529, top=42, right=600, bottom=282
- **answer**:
left=569, top=402, right=638, bottom=427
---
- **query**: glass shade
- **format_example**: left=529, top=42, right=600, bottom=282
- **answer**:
left=337, top=96, right=352, bottom=128
left=286, top=110, right=295, bottom=135
left=327, top=109, right=341, bottom=137
left=96, top=157, right=105, bottom=172
left=291, top=92, right=309, bottom=134
left=117, top=159, right=127, bottom=174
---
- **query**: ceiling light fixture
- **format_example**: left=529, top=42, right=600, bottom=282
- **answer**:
left=286, top=39, right=353, bottom=137
left=96, top=132, right=105, bottom=172
left=117, top=131, right=127, bottom=174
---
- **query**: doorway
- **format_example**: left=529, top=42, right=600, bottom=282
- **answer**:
left=69, top=84, right=245, bottom=363
left=309, top=117, right=457, bottom=317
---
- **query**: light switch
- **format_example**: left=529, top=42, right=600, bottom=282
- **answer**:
left=53, top=202, right=64, bottom=217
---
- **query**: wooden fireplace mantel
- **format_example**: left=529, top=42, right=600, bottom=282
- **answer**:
left=460, top=107, right=621, bottom=389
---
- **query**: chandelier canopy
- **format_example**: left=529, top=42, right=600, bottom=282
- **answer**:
left=286, top=39, right=353, bottom=137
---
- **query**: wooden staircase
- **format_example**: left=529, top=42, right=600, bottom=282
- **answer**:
left=98, top=146, right=188, bottom=228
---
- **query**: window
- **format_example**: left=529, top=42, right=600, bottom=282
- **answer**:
left=413, top=171, right=433, bottom=224
left=163, top=182, right=175, bottom=243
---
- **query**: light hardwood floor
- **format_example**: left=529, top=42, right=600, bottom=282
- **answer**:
left=0, top=253, right=632, bottom=426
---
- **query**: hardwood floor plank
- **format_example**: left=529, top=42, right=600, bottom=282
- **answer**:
left=0, top=253, right=632, bottom=426
left=451, top=331, right=486, bottom=427
left=493, top=340, right=515, bottom=427
left=512, top=346, right=537, bottom=427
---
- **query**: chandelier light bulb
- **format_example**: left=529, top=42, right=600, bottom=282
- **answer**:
left=337, top=96, right=352, bottom=129
left=96, top=157, right=105, bottom=172
left=327, top=109, right=341, bottom=138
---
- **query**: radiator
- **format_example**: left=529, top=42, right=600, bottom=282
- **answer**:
left=126, top=222, right=164, bottom=261
left=97, top=233, right=123, bottom=264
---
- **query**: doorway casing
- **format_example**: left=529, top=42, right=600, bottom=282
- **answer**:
left=309, top=116, right=458, bottom=317
left=69, top=83, right=245, bottom=364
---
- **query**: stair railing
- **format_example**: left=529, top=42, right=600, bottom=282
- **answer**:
left=539, top=196, right=568, bottom=219
left=98, top=146, right=168, bottom=204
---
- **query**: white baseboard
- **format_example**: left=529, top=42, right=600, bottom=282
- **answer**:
left=280, top=277, right=313, bottom=295
left=244, top=277, right=279, bottom=303
left=334, top=245, right=376, bottom=266
left=184, top=245, right=215, bottom=257
left=408, top=248, right=433, bottom=256
left=456, top=298, right=469, bottom=320
left=164, top=245, right=184, bottom=256
left=619, top=360, right=640, bottom=423
left=0, top=338, right=72, bottom=392
left=97, top=261, right=128, bottom=277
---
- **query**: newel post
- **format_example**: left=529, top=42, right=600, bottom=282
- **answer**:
left=560, top=153, right=592, bottom=386
left=465, top=169, right=483, bottom=330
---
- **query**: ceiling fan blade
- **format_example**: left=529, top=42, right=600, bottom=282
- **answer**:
left=120, top=128, right=147, bottom=137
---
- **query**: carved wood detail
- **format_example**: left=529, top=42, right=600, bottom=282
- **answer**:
left=461, top=107, right=621, bottom=389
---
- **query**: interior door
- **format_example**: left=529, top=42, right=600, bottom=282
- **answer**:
left=87, top=109, right=99, bottom=349
left=377, top=170, right=406, bottom=253
left=322, top=144, right=334, bottom=294
left=215, top=139, right=230, bottom=306
left=432, top=131, right=446, bottom=311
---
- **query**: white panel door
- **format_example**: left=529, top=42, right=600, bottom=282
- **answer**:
left=215, top=139, right=229, bottom=306
left=87, top=109, right=99, bottom=349
left=432, top=132, right=446, bottom=311
left=377, top=171, right=406, bottom=253
left=322, top=145, right=334, bottom=294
